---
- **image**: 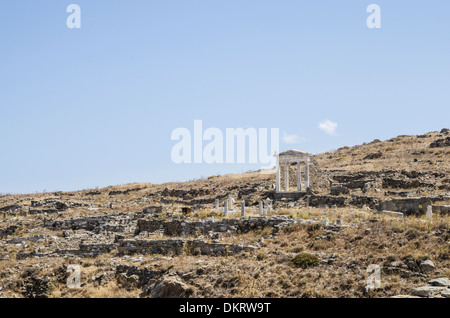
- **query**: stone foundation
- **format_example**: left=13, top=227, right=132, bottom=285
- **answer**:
left=378, top=196, right=449, bottom=215
left=117, top=239, right=255, bottom=256
left=134, top=216, right=289, bottom=236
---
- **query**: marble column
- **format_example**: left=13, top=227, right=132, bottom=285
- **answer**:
left=305, top=161, right=310, bottom=190
left=284, top=162, right=289, bottom=192
left=297, top=162, right=302, bottom=192
left=223, top=201, right=228, bottom=217
left=426, top=205, right=433, bottom=221
left=275, top=157, right=280, bottom=192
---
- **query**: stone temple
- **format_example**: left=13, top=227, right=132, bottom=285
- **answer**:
left=275, top=150, right=310, bottom=193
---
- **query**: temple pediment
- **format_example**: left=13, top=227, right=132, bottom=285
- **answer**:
left=279, top=149, right=310, bottom=157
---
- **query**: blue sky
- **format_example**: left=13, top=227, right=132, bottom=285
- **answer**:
left=0, top=1, right=449, bottom=194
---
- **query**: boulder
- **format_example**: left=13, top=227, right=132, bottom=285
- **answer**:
left=117, top=273, right=140, bottom=290
left=140, top=276, right=195, bottom=298
left=330, top=185, right=350, bottom=196
left=21, top=276, right=50, bottom=298
left=411, top=286, right=448, bottom=298
left=428, top=277, right=450, bottom=287
left=420, top=260, right=435, bottom=273
left=440, top=289, right=450, bottom=298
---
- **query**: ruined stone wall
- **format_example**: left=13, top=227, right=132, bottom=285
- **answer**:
left=135, top=217, right=289, bottom=236
left=379, top=196, right=450, bottom=215
left=118, top=239, right=185, bottom=255
left=117, top=239, right=255, bottom=257
left=43, top=212, right=150, bottom=233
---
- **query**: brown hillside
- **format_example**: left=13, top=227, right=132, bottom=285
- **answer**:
left=315, top=129, right=450, bottom=173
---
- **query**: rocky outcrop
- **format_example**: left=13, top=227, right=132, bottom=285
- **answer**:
left=108, top=187, right=146, bottom=196
left=391, top=274, right=450, bottom=299
left=21, top=276, right=50, bottom=298
left=116, top=265, right=165, bottom=288
left=0, top=225, right=19, bottom=238
left=429, top=137, right=450, bottom=148
left=411, top=285, right=449, bottom=297
left=363, top=151, right=383, bottom=160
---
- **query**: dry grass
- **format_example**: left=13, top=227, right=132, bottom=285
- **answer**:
left=315, top=130, right=450, bottom=173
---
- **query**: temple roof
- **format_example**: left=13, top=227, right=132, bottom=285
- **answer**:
left=278, top=149, right=310, bottom=157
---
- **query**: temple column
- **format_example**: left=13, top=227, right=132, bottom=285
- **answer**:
left=305, top=161, right=310, bottom=190
left=275, top=157, right=280, bottom=192
left=284, top=162, right=289, bottom=192
left=223, top=201, right=228, bottom=217
left=297, top=161, right=302, bottom=192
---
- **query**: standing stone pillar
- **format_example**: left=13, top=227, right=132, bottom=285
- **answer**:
left=228, top=194, right=233, bottom=211
left=297, top=162, right=302, bottom=192
left=215, top=199, right=219, bottom=209
left=305, top=161, right=310, bottom=190
left=284, top=162, right=289, bottom=192
left=241, top=200, right=245, bottom=217
left=275, top=156, right=280, bottom=192
left=426, top=205, right=433, bottom=221
left=223, top=202, right=228, bottom=217
left=266, top=201, right=272, bottom=213
left=259, top=202, right=263, bottom=216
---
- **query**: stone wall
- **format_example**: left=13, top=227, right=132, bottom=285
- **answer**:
left=432, top=205, right=450, bottom=215
left=117, top=239, right=255, bottom=256
left=349, top=195, right=380, bottom=209
left=16, top=243, right=117, bottom=260
left=134, top=216, right=289, bottom=236
left=378, top=196, right=449, bottom=215
left=307, top=195, right=348, bottom=208
left=118, top=239, right=185, bottom=255
left=43, top=212, right=148, bottom=233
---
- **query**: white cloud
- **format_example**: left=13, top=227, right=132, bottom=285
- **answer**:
left=318, top=119, right=338, bottom=136
left=282, top=132, right=303, bottom=144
